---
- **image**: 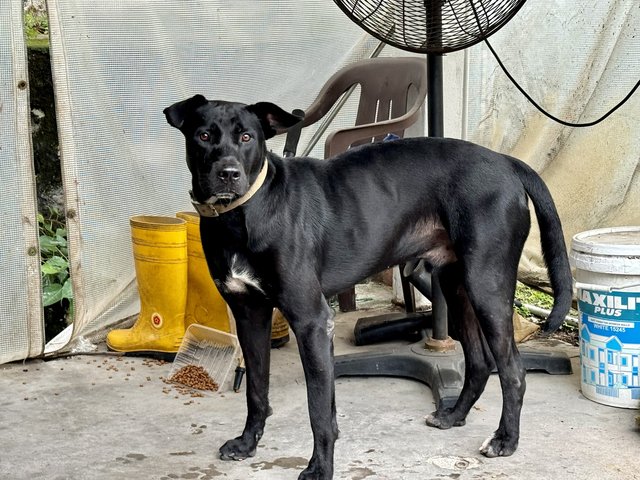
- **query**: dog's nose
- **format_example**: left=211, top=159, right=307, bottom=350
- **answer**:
left=218, top=167, right=241, bottom=183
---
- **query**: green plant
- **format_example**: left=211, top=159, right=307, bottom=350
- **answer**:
left=38, top=206, right=73, bottom=320
left=515, top=282, right=579, bottom=345
left=24, top=7, right=49, bottom=40
left=515, top=282, right=555, bottom=311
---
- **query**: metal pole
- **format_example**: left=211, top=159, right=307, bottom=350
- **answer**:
left=427, top=53, right=448, bottom=340
left=427, top=54, right=444, bottom=138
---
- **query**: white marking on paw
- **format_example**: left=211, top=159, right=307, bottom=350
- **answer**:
left=480, top=433, right=496, bottom=453
left=225, top=254, right=264, bottom=294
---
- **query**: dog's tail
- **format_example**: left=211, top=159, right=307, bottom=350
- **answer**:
left=513, top=159, right=573, bottom=333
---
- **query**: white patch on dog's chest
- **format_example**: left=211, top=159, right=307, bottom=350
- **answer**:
left=225, top=254, right=264, bottom=295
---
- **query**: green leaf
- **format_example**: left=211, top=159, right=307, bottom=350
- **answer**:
left=41, top=279, right=72, bottom=307
left=54, top=234, right=68, bottom=248
left=60, top=278, right=73, bottom=300
left=41, top=275, right=55, bottom=289
left=42, top=283, right=64, bottom=306
left=39, top=235, right=57, bottom=254
left=46, top=205, right=60, bottom=218
left=41, top=256, right=68, bottom=275
left=39, top=234, right=67, bottom=252
left=56, top=269, right=69, bottom=284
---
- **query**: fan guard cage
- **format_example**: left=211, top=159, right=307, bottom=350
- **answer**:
left=333, top=0, right=527, bottom=54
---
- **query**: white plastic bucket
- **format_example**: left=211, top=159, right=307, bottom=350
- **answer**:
left=570, top=226, right=640, bottom=408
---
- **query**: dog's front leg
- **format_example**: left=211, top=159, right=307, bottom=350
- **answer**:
left=219, top=299, right=273, bottom=461
left=282, top=294, right=338, bottom=480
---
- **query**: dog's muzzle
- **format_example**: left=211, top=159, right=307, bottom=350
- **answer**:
left=190, top=159, right=269, bottom=217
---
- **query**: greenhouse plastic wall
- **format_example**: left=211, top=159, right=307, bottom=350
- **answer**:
left=45, top=0, right=415, bottom=353
left=6, top=0, right=635, bottom=358
left=0, top=0, right=44, bottom=364
left=465, top=0, right=640, bottom=288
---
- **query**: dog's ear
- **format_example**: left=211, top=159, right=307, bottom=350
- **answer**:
left=247, top=102, right=303, bottom=139
left=163, top=94, right=208, bottom=130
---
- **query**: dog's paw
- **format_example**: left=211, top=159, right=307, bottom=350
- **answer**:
left=479, top=432, right=518, bottom=458
left=298, top=457, right=333, bottom=480
left=219, top=437, right=257, bottom=461
left=297, top=466, right=331, bottom=480
left=425, top=408, right=466, bottom=429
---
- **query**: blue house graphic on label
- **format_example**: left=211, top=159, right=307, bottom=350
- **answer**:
left=579, top=289, right=640, bottom=403
left=580, top=314, right=640, bottom=399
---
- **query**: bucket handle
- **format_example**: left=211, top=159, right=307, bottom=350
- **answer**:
left=575, top=281, right=640, bottom=292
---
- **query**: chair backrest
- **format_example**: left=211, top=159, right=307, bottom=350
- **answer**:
left=301, top=57, right=428, bottom=158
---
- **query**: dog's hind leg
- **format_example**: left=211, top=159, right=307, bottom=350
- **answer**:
left=426, top=264, right=495, bottom=430
left=279, top=287, right=338, bottom=480
left=464, top=256, right=525, bottom=458
left=219, top=299, right=274, bottom=461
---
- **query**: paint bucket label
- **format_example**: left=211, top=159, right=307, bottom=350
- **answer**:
left=578, top=288, right=640, bottom=407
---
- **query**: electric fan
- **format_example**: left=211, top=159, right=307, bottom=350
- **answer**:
left=333, top=0, right=527, bottom=54
left=331, top=0, right=572, bottom=409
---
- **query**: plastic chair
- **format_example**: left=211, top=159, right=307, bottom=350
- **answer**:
left=287, top=56, right=428, bottom=312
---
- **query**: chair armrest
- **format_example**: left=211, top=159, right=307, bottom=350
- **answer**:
left=301, top=81, right=356, bottom=128
left=283, top=109, right=306, bottom=157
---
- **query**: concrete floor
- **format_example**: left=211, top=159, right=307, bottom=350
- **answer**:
left=1, top=284, right=638, bottom=480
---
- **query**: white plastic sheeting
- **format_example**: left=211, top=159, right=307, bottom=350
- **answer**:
left=4, top=0, right=636, bottom=358
left=0, top=0, right=44, bottom=364
left=45, top=0, right=411, bottom=352
left=464, top=0, right=640, bottom=288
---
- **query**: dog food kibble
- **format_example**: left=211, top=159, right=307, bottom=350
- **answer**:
left=169, top=365, right=219, bottom=392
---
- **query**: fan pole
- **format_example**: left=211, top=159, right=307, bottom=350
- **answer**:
left=426, top=53, right=449, bottom=342
left=427, top=54, right=444, bottom=137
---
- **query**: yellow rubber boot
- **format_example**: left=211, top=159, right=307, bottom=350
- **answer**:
left=176, top=211, right=231, bottom=332
left=271, top=309, right=290, bottom=348
left=107, top=216, right=188, bottom=353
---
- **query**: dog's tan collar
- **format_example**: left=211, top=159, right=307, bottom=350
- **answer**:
left=190, top=159, right=269, bottom=217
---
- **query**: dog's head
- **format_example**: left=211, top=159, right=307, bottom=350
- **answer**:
left=164, top=95, right=301, bottom=204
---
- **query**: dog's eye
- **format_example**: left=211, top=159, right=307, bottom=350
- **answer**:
left=199, top=132, right=210, bottom=142
left=240, top=133, right=252, bottom=143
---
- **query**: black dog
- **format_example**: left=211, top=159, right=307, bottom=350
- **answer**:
left=164, top=95, right=572, bottom=480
